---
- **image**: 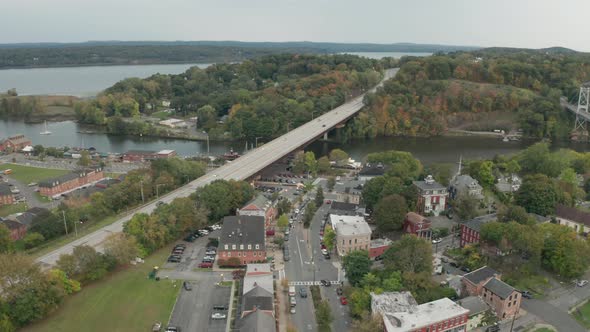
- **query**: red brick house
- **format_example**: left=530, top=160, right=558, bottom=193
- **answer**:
left=238, top=194, right=276, bottom=227
left=403, top=212, right=432, bottom=239
left=0, top=219, right=26, bottom=241
left=0, top=184, right=14, bottom=205
left=0, top=134, right=32, bottom=153
left=460, top=214, right=497, bottom=247
left=39, top=168, right=104, bottom=197
left=462, top=266, right=521, bottom=319
left=218, top=215, right=266, bottom=266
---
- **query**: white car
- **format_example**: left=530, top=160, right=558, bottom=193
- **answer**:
left=294, top=209, right=300, bottom=214
left=432, top=238, right=442, bottom=244
left=577, top=280, right=589, bottom=287
left=211, top=312, right=227, bottom=320
left=199, top=230, right=209, bottom=235
left=321, top=249, right=328, bottom=256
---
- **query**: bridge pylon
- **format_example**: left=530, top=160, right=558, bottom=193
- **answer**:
left=574, top=84, right=590, bottom=132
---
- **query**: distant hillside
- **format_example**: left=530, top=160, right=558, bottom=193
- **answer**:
left=473, top=46, right=582, bottom=56
left=0, top=41, right=479, bottom=69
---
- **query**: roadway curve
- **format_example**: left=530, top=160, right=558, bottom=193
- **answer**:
left=36, top=68, right=399, bottom=267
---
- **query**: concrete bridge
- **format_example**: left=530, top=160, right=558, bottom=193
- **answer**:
left=36, top=68, right=399, bottom=267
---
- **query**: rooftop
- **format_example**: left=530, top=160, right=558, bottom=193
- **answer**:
left=239, top=309, right=276, bottom=332
left=246, top=263, right=272, bottom=275
left=451, top=175, right=484, bottom=199
left=243, top=274, right=274, bottom=296
left=330, top=215, right=371, bottom=236
left=219, top=215, right=266, bottom=250
left=370, top=238, right=393, bottom=249
left=484, top=277, right=517, bottom=300
left=330, top=201, right=360, bottom=212
left=38, top=168, right=102, bottom=188
left=456, top=296, right=489, bottom=316
left=371, top=291, right=417, bottom=315
left=413, top=175, right=446, bottom=191
left=383, top=298, right=469, bottom=332
left=242, top=286, right=274, bottom=312
left=0, top=218, right=25, bottom=230
left=404, top=212, right=430, bottom=226
left=241, top=194, right=272, bottom=211
left=555, top=204, right=590, bottom=227
left=462, top=266, right=500, bottom=285
left=157, top=149, right=175, bottom=155
left=462, top=213, right=498, bottom=233
left=123, top=150, right=156, bottom=155
left=0, top=183, right=11, bottom=196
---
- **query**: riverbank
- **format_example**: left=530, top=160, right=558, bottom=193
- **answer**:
left=0, top=95, right=78, bottom=123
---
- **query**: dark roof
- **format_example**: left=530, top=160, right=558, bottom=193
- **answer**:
left=484, top=277, right=516, bottom=300
left=330, top=201, right=358, bottom=212
left=39, top=171, right=83, bottom=188
left=1, top=218, right=25, bottom=230
left=413, top=176, right=446, bottom=191
left=220, top=216, right=266, bottom=250
left=0, top=183, right=11, bottom=196
left=243, top=286, right=274, bottom=312
left=239, top=310, right=276, bottom=332
left=13, top=207, right=50, bottom=227
left=405, top=212, right=430, bottom=226
left=462, top=214, right=497, bottom=233
left=555, top=205, right=590, bottom=227
left=463, top=266, right=499, bottom=285
left=359, top=165, right=386, bottom=177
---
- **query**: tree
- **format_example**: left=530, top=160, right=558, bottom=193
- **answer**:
left=383, top=235, right=432, bottom=274
left=476, top=161, right=495, bottom=187
left=367, top=150, right=422, bottom=181
left=303, top=202, right=316, bottom=228
left=342, top=250, right=371, bottom=286
left=374, top=194, right=407, bottom=232
left=57, top=245, right=110, bottom=283
left=0, top=224, right=13, bottom=253
left=324, top=228, right=336, bottom=251
left=317, top=156, right=331, bottom=173
left=277, top=214, right=289, bottom=229
left=327, top=176, right=336, bottom=191
left=351, top=312, right=384, bottom=332
left=505, top=159, right=521, bottom=176
left=277, top=198, right=291, bottom=215
left=293, top=151, right=306, bottom=174
left=304, top=151, right=318, bottom=175
left=453, top=194, right=479, bottom=220
left=315, top=300, right=333, bottom=328
left=329, top=149, right=349, bottom=165
left=103, top=233, right=140, bottom=265
left=539, top=223, right=590, bottom=278
left=77, top=150, right=91, bottom=166
left=497, top=204, right=534, bottom=225
left=515, top=174, right=559, bottom=216
left=349, top=287, right=371, bottom=318
left=23, top=232, right=44, bottom=249
left=315, top=186, right=324, bottom=207
left=33, top=144, right=45, bottom=156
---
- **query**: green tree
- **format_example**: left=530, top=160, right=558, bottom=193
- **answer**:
left=0, top=224, right=13, bottom=253
left=323, top=228, right=336, bottom=251
left=497, top=204, right=534, bottom=225
left=453, top=194, right=479, bottom=220
left=277, top=214, right=289, bottom=229
left=342, top=250, right=371, bottom=287
left=351, top=312, right=384, bottom=332
left=77, top=150, right=91, bottom=166
left=381, top=271, right=403, bottom=292
left=506, top=159, right=521, bottom=175
left=539, top=223, right=590, bottom=278
left=317, top=156, right=331, bottom=173
left=476, top=161, right=495, bottom=187
left=560, top=168, right=577, bottom=187
left=515, top=174, right=559, bottom=216
left=327, top=176, right=336, bottom=191
left=374, top=194, right=407, bottom=232
left=293, top=151, right=306, bottom=174
left=329, top=149, right=349, bottom=165
left=103, top=233, right=140, bottom=265
left=383, top=235, right=433, bottom=274
left=277, top=198, right=291, bottom=215
left=303, top=202, right=317, bottom=228
left=23, top=232, right=44, bottom=249
left=304, top=151, right=318, bottom=175
left=315, top=186, right=325, bottom=207
left=316, top=300, right=334, bottom=328
left=349, top=288, right=371, bottom=318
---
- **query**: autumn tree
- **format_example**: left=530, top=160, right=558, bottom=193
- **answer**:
left=277, top=214, right=289, bottom=229
left=323, top=228, right=336, bottom=251
left=383, top=235, right=433, bottom=275
left=103, top=233, right=140, bottom=265
left=0, top=224, right=13, bottom=253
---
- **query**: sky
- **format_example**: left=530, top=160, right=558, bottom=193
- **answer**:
left=2, top=0, right=589, bottom=51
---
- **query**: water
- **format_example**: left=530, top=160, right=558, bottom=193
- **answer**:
left=0, top=63, right=211, bottom=97
left=341, top=52, right=432, bottom=59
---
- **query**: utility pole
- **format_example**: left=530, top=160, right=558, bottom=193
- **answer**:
left=509, top=304, right=520, bottom=332
left=140, top=180, right=145, bottom=204
left=206, top=134, right=210, bottom=159
left=255, top=137, right=262, bottom=148
left=62, top=210, right=68, bottom=235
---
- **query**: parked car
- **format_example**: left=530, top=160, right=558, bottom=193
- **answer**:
left=432, top=238, right=442, bottom=244
left=211, top=312, right=227, bottom=320
left=184, top=234, right=197, bottom=242
left=336, top=287, right=343, bottom=296
left=290, top=296, right=296, bottom=307
left=577, top=280, right=589, bottom=287
left=213, top=305, right=228, bottom=310
left=199, top=262, right=213, bottom=268
left=520, top=290, right=533, bottom=299
left=183, top=281, right=192, bottom=291
left=175, top=244, right=187, bottom=249
left=340, top=296, right=348, bottom=305
left=203, top=255, right=215, bottom=261
left=202, top=258, right=214, bottom=263
left=299, top=287, right=307, bottom=298
left=165, top=326, right=180, bottom=332
left=321, top=248, right=328, bottom=256
left=156, top=201, right=165, bottom=207
left=167, top=255, right=181, bottom=263
left=323, top=252, right=331, bottom=260
left=290, top=306, right=296, bottom=314
left=205, top=250, right=216, bottom=255
left=320, top=280, right=331, bottom=287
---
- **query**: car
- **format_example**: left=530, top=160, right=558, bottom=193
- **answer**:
left=324, top=252, right=331, bottom=260
left=374, top=255, right=383, bottom=261
left=460, top=266, right=471, bottom=273
left=199, top=262, right=213, bottom=268
left=294, top=209, right=300, bottom=214
left=206, top=250, right=216, bottom=255
left=198, top=229, right=209, bottom=235
left=340, top=296, right=348, bottom=305
left=290, top=296, right=296, bottom=307
left=213, top=304, right=228, bottom=310
left=432, top=238, right=442, bottom=244
left=174, top=244, right=187, bottom=249
left=202, top=258, right=215, bottom=263
left=520, top=290, right=533, bottom=299
left=183, top=281, right=192, bottom=291
left=152, top=322, right=162, bottom=332
left=184, top=235, right=197, bottom=242
left=336, top=287, right=343, bottom=296
left=290, top=307, right=296, bottom=314
left=320, top=279, right=331, bottom=287
left=321, top=248, right=328, bottom=256
left=156, top=201, right=165, bottom=207
left=299, top=287, right=308, bottom=298
left=27, top=182, right=37, bottom=187
left=165, top=326, right=180, bottom=332
left=283, top=253, right=290, bottom=261
left=167, top=255, right=181, bottom=263
left=203, top=255, right=215, bottom=260
left=320, top=244, right=326, bottom=250
left=172, top=249, right=184, bottom=255
left=211, top=312, right=227, bottom=320
left=578, top=280, right=589, bottom=287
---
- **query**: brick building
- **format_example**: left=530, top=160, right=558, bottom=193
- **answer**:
left=122, top=149, right=177, bottom=162
left=0, top=183, right=14, bottom=205
left=460, top=214, right=497, bottom=247
left=0, top=219, right=27, bottom=241
left=0, top=134, right=32, bottom=153
left=369, top=238, right=392, bottom=259
left=238, top=194, right=276, bottom=227
left=413, top=175, right=448, bottom=216
left=38, top=168, right=104, bottom=197
left=403, top=212, right=432, bottom=239
left=218, top=215, right=266, bottom=266
left=462, top=266, right=521, bottom=319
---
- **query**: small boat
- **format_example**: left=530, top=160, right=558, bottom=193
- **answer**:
left=40, top=121, right=52, bottom=135
left=502, top=136, right=509, bottom=142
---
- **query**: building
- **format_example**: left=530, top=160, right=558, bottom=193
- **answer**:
left=0, top=183, right=14, bottom=205
left=243, top=263, right=274, bottom=295
left=157, top=149, right=177, bottom=158
left=460, top=214, right=497, bottom=247
left=238, top=194, right=276, bottom=227
left=555, top=204, right=590, bottom=235
left=9, top=207, right=51, bottom=229
left=462, top=266, right=521, bottom=319
left=371, top=292, right=469, bottom=332
left=358, top=163, right=386, bottom=181
left=403, top=212, right=432, bottom=239
left=462, top=266, right=502, bottom=297
left=336, top=187, right=362, bottom=205
left=369, top=238, right=392, bottom=258
left=239, top=263, right=276, bottom=332
left=456, top=296, right=490, bottom=330
left=450, top=175, right=484, bottom=200
left=495, top=174, right=521, bottom=193
left=413, top=175, right=448, bottom=216
left=0, top=134, right=32, bottom=153
left=241, top=286, right=274, bottom=318
left=239, top=309, right=276, bottom=332
left=121, top=149, right=176, bottom=162
left=331, top=215, right=371, bottom=256
left=0, top=218, right=27, bottom=241
left=329, top=201, right=365, bottom=216
left=159, top=118, right=188, bottom=128
left=38, top=168, right=104, bottom=197
left=218, top=216, right=266, bottom=265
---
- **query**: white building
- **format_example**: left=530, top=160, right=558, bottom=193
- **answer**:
left=330, top=215, right=371, bottom=256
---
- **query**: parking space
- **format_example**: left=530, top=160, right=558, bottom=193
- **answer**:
left=207, top=286, right=232, bottom=332
left=163, top=225, right=221, bottom=272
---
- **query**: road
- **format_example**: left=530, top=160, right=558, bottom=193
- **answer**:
left=36, top=68, right=399, bottom=267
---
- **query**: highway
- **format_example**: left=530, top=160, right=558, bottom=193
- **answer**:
left=36, top=68, right=399, bottom=267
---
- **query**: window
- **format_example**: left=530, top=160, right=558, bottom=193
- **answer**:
left=349, top=240, right=351, bottom=245
left=240, top=244, right=244, bottom=250
left=224, top=245, right=229, bottom=250
left=509, top=295, right=512, bottom=300
left=232, top=244, right=236, bottom=250
left=508, top=302, right=511, bottom=307
left=248, top=244, right=252, bottom=250
left=227, top=252, right=231, bottom=257
left=354, top=239, right=357, bottom=244
left=238, top=252, right=241, bottom=257
left=255, top=244, right=260, bottom=249
left=253, top=251, right=257, bottom=257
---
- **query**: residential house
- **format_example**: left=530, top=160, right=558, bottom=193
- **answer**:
left=371, top=292, right=469, bottom=332
left=0, top=218, right=26, bottom=241
left=369, top=238, right=392, bottom=259
left=10, top=207, right=50, bottom=229
left=555, top=204, right=590, bottom=235
left=241, top=286, right=274, bottom=318
left=38, top=168, right=104, bottom=197
left=0, top=183, right=14, bottom=205
left=218, top=216, right=266, bottom=265
left=456, top=296, right=490, bottom=330
left=332, top=215, right=371, bottom=256
left=462, top=266, right=502, bottom=297
left=450, top=175, right=484, bottom=200
left=238, top=309, right=276, bottom=332
left=413, top=175, right=448, bottom=216
left=358, top=163, right=386, bottom=181
left=403, top=212, right=432, bottom=239
left=460, top=214, right=497, bottom=247
left=495, top=174, right=521, bottom=193
left=335, top=186, right=362, bottom=205
left=0, top=134, right=32, bottom=153
left=462, top=266, right=521, bottom=319
left=243, top=263, right=274, bottom=295
left=238, top=194, right=276, bottom=227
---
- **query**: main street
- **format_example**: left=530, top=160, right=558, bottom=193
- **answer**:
left=36, top=68, right=399, bottom=267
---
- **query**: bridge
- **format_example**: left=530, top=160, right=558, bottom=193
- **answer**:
left=36, top=68, right=399, bottom=267
left=561, top=82, right=590, bottom=132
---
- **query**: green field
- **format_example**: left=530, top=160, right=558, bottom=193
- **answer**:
left=22, top=246, right=179, bottom=332
left=0, top=163, right=70, bottom=184
left=573, top=301, right=590, bottom=329
left=0, top=202, right=27, bottom=217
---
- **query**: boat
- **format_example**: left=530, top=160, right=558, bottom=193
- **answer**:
left=222, top=148, right=241, bottom=161
left=40, top=121, right=52, bottom=135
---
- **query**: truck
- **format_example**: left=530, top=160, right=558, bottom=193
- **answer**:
left=288, top=286, right=296, bottom=297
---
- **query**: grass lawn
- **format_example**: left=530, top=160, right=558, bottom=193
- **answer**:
left=22, top=245, right=179, bottom=332
left=531, top=328, right=555, bottom=332
left=504, top=272, right=549, bottom=297
left=0, top=163, right=70, bottom=184
left=151, top=111, right=172, bottom=120
left=0, top=202, right=27, bottom=217
left=573, top=301, right=590, bottom=329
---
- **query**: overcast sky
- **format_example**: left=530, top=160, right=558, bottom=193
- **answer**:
left=2, top=0, right=589, bottom=51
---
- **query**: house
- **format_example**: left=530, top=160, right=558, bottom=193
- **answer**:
left=241, top=286, right=274, bottom=318
left=238, top=194, right=276, bottom=227
left=358, top=163, right=386, bottom=181
left=450, top=175, right=484, bottom=200
left=371, top=292, right=469, bottom=332
left=462, top=266, right=520, bottom=319
left=331, top=215, right=371, bottom=256
left=369, top=238, right=392, bottom=258
left=243, top=263, right=273, bottom=295
left=38, top=168, right=104, bottom=197
left=156, top=149, right=177, bottom=158
left=0, top=218, right=27, bottom=241
left=238, top=309, right=276, bottom=332
left=218, top=216, right=266, bottom=265
left=335, top=186, right=362, bottom=205
left=0, top=134, right=32, bottom=153
left=460, top=214, right=497, bottom=247
left=329, top=201, right=365, bottom=216
left=0, top=183, right=14, bottom=205
left=413, top=175, right=448, bottom=216
left=403, top=212, right=432, bottom=239
left=462, top=266, right=502, bottom=297
left=456, top=296, right=490, bottom=330
left=9, top=207, right=51, bottom=229
left=555, top=204, right=590, bottom=235
left=495, top=174, right=521, bottom=193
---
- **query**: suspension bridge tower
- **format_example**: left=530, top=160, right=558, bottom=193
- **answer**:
left=574, top=83, right=590, bottom=132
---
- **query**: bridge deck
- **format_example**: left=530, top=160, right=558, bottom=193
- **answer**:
left=561, top=98, right=590, bottom=121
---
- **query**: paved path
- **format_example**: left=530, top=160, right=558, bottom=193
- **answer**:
left=35, top=68, right=399, bottom=267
